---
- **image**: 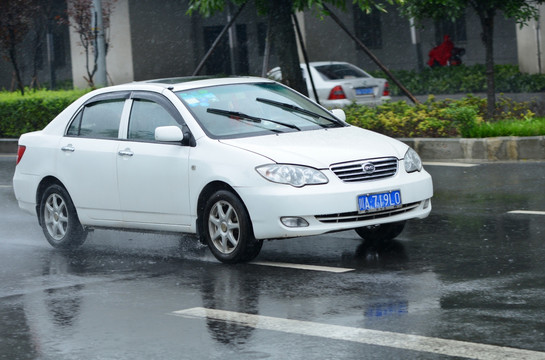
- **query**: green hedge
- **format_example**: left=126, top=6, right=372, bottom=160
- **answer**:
left=0, top=89, right=88, bottom=138
left=343, top=95, right=538, bottom=138
left=370, top=65, right=545, bottom=95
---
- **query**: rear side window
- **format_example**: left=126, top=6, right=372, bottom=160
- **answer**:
left=67, top=99, right=125, bottom=139
left=314, top=64, right=370, bottom=80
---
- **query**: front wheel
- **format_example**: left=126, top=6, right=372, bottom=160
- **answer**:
left=39, top=184, right=87, bottom=249
left=355, top=221, right=406, bottom=245
left=202, top=190, right=262, bottom=264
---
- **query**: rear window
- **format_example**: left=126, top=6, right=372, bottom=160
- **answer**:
left=314, top=64, right=370, bottom=80
left=67, top=99, right=124, bottom=139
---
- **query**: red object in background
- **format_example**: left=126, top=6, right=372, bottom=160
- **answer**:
left=428, top=35, right=454, bottom=67
left=382, top=82, right=390, bottom=97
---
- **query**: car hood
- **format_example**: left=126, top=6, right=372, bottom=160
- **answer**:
left=219, top=126, right=408, bottom=168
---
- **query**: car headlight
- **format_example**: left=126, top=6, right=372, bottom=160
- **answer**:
left=404, top=148, right=422, bottom=173
left=256, top=164, right=329, bottom=187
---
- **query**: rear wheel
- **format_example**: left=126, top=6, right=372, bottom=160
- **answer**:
left=202, top=190, right=262, bottom=264
left=355, top=221, right=406, bottom=245
left=39, top=184, right=87, bottom=249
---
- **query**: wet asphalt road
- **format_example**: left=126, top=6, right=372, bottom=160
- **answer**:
left=1, top=154, right=545, bottom=360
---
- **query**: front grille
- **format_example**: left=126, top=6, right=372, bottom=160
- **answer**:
left=315, top=202, right=420, bottom=224
left=330, top=157, right=398, bottom=183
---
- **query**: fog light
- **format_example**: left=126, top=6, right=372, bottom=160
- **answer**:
left=423, top=199, right=431, bottom=209
left=281, top=217, right=309, bottom=228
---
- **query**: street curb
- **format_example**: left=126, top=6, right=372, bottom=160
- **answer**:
left=2, top=137, right=544, bottom=161
left=0, top=139, right=17, bottom=155
left=399, top=136, right=545, bottom=161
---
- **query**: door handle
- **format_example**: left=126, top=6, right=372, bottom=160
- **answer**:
left=61, top=145, right=75, bottom=152
left=118, top=149, right=134, bottom=157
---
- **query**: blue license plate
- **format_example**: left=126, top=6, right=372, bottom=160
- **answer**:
left=355, top=87, right=373, bottom=96
left=358, top=190, right=402, bottom=213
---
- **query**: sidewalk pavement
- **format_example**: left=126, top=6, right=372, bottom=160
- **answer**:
left=2, top=137, right=544, bottom=161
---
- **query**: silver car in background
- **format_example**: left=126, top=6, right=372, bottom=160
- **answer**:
left=268, top=61, right=390, bottom=107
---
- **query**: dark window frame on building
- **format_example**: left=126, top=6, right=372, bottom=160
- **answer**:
left=435, top=14, right=467, bottom=45
left=353, top=5, right=382, bottom=49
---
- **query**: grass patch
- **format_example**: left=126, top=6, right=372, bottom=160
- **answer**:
left=467, top=117, right=545, bottom=138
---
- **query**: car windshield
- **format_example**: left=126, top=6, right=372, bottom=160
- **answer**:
left=314, top=63, right=371, bottom=80
left=176, top=82, right=344, bottom=139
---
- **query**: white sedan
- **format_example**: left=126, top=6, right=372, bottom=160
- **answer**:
left=13, top=77, right=432, bottom=263
left=268, top=61, right=391, bottom=107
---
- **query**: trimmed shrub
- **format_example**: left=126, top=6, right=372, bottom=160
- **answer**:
left=0, top=89, right=88, bottom=138
left=344, top=95, right=536, bottom=138
left=370, top=64, right=545, bottom=96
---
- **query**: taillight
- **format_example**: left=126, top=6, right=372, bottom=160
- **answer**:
left=328, top=85, right=346, bottom=100
left=383, top=82, right=390, bottom=97
left=16, top=145, right=26, bottom=165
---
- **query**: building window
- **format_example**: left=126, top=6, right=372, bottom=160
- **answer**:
left=353, top=5, right=382, bottom=49
left=435, top=15, right=467, bottom=44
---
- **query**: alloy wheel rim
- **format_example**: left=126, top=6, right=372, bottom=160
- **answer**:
left=208, top=200, right=240, bottom=254
left=44, top=193, right=68, bottom=241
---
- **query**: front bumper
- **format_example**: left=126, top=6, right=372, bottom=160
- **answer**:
left=237, top=168, right=433, bottom=240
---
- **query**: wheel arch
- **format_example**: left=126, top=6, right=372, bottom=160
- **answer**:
left=196, top=181, right=253, bottom=242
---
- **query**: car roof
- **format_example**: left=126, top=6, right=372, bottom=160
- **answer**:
left=305, top=61, right=351, bottom=67
left=83, top=76, right=276, bottom=99
left=134, top=76, right=275, bottom=92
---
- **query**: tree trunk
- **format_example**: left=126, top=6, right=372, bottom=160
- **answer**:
left=267, top=0, right=307, bottom=96
left=477, top=7, right=496, bottom=119
left=7, top=36, right=25, bottom=95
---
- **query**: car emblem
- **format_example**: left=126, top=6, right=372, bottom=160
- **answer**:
left=362, top=163, right=375, bottom=174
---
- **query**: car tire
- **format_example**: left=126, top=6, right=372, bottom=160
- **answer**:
left=354, top=221, right=406, bottom=244
left=39, top=184, right=87, bottom=249
left=203, top=190, right=262, bottom=264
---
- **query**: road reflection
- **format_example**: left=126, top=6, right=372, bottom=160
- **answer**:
left=200, top=265, right=260, bottom=346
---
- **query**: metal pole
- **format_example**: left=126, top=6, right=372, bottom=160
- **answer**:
left=227, top=4, right=237, bottom=75
left=261, top=17, right=271, bottom=77
left=193, top=2, right=247, bottom=76
left=291, top=13, right=319, bottom=104
left=324, top=4, right=419, bottom=104
left=93, top=0, right=107, bottom=86
left=410, top=18, right=424, bottom=72
left=46, top=25, right=56, bottom=89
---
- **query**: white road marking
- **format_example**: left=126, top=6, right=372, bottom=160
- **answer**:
left=508, top=210, right=545, bottom=216
left=0, top=185, right=12, bottom=188
left=172, top=307, right=545, bottom=360
left=250, top=261, right=354, bottom=273
left=423, top=162, right=479, bottom=167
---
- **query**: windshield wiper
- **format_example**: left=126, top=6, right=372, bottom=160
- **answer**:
left=256, top=97, right=343, bottom=127
left=206, top=108, right=300, bottom=131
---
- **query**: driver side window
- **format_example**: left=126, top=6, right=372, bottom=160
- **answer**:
left=128, top=99, right=181, bottom=141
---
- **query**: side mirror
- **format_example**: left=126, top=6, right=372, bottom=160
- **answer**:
left=331, top=108, right=346, bottom=122
left=155, top=126, right=184, bottom=142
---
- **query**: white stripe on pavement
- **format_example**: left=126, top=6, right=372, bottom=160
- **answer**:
left=250, top=261, right=354, bottom=273
left=508, top=210, right=545, bottom=216
left=172, top=307, right=545, bottom=360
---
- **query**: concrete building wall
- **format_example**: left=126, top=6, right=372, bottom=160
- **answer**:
left=128, top=0, right=197, bottom=80
left=302, top=5, right=518, bottom=73
left=2, top=1, right=537, bottom=90
left=517, top=5, right=545, bottom=74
